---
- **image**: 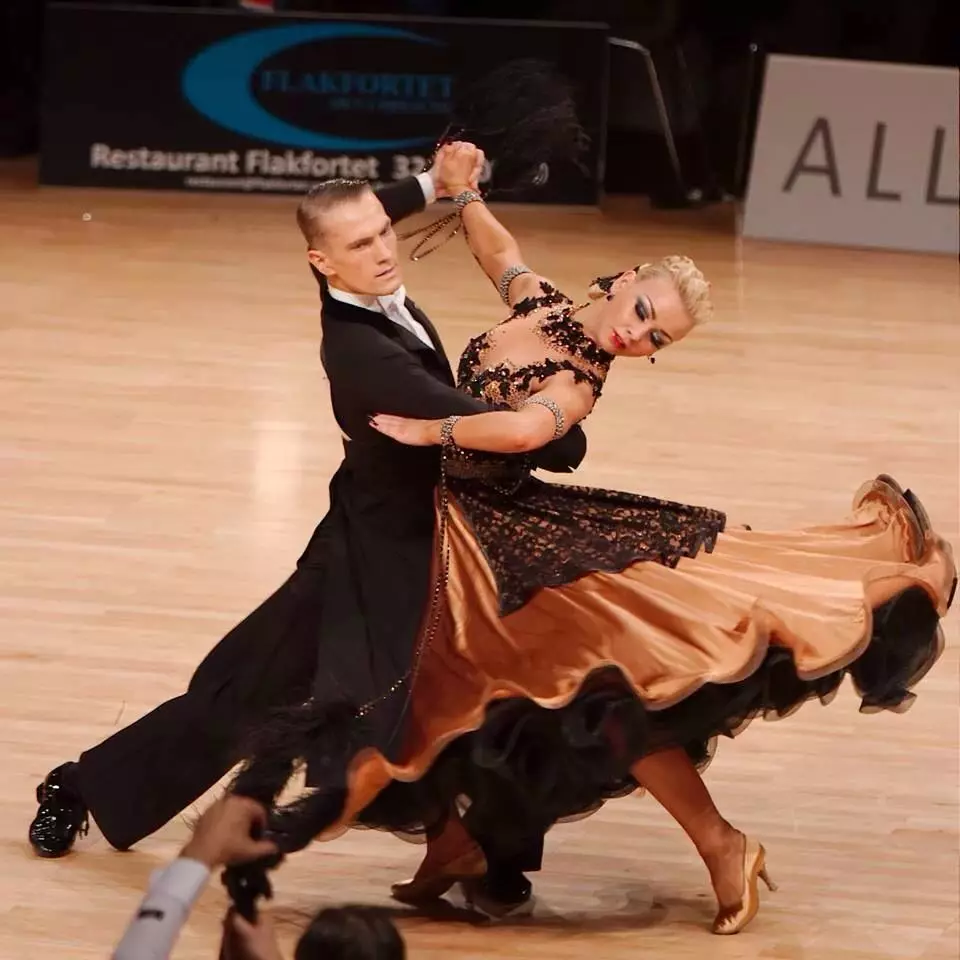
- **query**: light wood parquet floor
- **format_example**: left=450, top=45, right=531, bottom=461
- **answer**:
left=1, top=158, right=957, bottom=958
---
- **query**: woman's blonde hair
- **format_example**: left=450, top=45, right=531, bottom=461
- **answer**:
left=588, top=255, right=714, bottom=326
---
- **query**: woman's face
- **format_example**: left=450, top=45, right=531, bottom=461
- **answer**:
left=596, top=272, right=695, bottom=358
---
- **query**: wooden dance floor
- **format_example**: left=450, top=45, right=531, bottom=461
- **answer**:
left=1, top=159, right=957, bottom=959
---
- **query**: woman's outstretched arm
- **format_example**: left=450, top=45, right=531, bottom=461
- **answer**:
left=370, top=372, right=595, bottom=454
left=443, top=143, right=550, bottom=308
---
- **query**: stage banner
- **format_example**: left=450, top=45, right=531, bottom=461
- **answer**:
left=743, top=55, right=958, bottom=255
left=39, top=4, right=608, bottom=203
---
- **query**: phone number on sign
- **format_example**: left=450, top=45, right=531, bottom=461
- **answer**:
left=393, top=154, right=492, bottom=182
left=243, top=150, right=492, bottom=182
left=244, top=150, right=492, bottom=181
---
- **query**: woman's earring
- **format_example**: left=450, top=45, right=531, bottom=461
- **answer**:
left=605, top=293, right=614, bottom=301
left=649, top=356, right=656, bottom=364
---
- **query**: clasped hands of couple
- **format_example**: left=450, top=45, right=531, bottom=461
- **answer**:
left=427, top=139, right=487, bottom=201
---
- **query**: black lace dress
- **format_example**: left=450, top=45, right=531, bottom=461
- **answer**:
left=446, top=284, right=728, bottom=616
left=309, top=285, right=955, bottom=852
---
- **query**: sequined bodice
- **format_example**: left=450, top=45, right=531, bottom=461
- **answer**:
left=446, top=282, right=613, bottom=486
left=456, top=282, right=613, bottom=408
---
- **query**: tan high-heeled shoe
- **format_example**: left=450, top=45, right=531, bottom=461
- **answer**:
left=390, top=805, right=489, bottom=905
left=711, top=837, right=777, bottom=936
left=390, top=846, right=488, bottom=905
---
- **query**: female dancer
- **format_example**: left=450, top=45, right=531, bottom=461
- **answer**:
left=231, top=160, right=955, bottom=936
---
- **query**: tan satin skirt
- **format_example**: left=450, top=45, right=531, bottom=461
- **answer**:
left=321, top=481, right=954, bottom=838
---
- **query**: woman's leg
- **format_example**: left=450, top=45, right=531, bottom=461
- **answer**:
left=629, top=748, right=746, bottom=909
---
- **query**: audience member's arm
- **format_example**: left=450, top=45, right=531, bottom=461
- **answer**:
left=112, top=797, right=277, bottom=960
left=221, top=909, right=285, bottom=960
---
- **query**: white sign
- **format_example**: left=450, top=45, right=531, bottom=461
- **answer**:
left=743, top=55, right=958, bottom=256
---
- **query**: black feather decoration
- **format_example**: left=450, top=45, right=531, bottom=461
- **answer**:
left=399, top=58, right=592, bottom=258
left=446, top=57, right=591, bottom=196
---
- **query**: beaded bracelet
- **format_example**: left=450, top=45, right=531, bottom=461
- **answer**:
left=497, top=264, right=533, bottom=305
left=523, top=395, right=565, bottom=440
left=439, top=415, right=462, bottom=448
left=453, top=189, right=483, bottom=211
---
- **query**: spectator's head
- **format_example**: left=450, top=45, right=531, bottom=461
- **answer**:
left=294, top=905, right=405, bottom=960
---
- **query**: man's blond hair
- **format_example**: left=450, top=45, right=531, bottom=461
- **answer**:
left=295, top=178, right=371, bottom=248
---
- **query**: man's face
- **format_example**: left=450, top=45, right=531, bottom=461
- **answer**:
left=307, top=191, right=402, bottom=296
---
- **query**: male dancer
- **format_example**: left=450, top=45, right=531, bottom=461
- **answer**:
left=29, top=144, right=584, bottom=914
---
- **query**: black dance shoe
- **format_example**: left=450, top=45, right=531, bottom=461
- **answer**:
left=28, top=763, right=89, bottom=858
left=461, top=868, right=535, bottom=920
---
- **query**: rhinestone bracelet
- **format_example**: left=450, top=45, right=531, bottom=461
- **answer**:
left=523, top=395, right=565, bottom=440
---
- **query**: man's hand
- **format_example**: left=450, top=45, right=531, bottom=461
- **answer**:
left=430, top=141, right=485, bottom=198
left=181, top=796, right=278, bottom=869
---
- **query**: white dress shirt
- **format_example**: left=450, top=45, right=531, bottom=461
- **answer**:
left=113, top=857, right=211, bottom=960
left=414, top=169, right=437, bottom=205
left=326, top=283, right=435, bottom=349
left=325, top=170, right=437, bottom=350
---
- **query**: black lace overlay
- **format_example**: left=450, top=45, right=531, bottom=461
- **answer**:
left=532, top=314, right=614, bottom=377
left=451, top=477, right=727, bottom=615
left=444, top=281, right=726, bottom=614
left=447, top=283, right=609, bottom=493
left=510, top=280, right=572, bottom=319
left=456, top=282, right=611, bottom=406
left=465, top=357, right=606, bottom=408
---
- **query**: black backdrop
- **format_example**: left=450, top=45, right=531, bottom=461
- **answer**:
left=3, top=0, right=957, bottom=201
left=39, top=4, right=607, bottom=202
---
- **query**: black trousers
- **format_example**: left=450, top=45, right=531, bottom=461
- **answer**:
left=474, top=832, right=544, bottom=877
left=75, top=570, right=321, bottom=850
left=72, top=567, right=545, bottom=874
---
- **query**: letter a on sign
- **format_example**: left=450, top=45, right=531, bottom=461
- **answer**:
left=782, top=117, right=841, bottom=196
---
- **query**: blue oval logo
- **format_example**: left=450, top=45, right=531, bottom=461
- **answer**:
left=182, top=23, right=448, bottom=150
